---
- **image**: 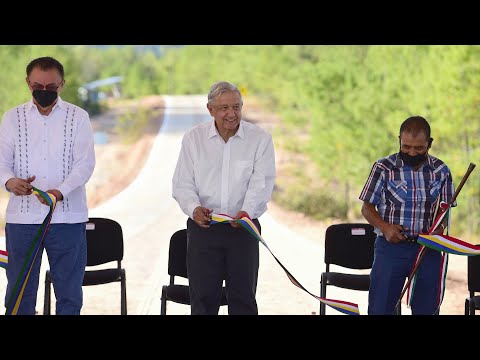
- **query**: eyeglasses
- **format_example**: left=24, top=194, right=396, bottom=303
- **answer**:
left=28, top=81, right=62, bottom=92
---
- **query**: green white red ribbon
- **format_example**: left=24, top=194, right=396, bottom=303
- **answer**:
left=210, top=213, right=360, bottom=315
left=4, top=187, right=57, bottom=315
left=406, top=202, right=450, bottom=309
left=418, top=233, right=480, bottom=255
left=0, top=250, right=7, bottom=270
left=404, top=201, right=480, bottom=310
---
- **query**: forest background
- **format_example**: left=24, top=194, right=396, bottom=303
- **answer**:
left=0, top=45, right=478, bottom=242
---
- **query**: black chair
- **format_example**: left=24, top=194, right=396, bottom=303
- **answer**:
left=465, top=250, right=480, bottom=315
left=160, top=229, right=227, bottom=315
left=43, top=217, right=127, bottom=315
left=320, top=223, right=400, bottom=315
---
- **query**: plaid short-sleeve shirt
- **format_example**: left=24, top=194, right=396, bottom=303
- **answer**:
left=359, top=153, right=455, bottom=238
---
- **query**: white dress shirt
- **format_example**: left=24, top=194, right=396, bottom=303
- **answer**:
left=0, top=97, right=96, bottom=224
left=172, top=119, right=276, bottom=219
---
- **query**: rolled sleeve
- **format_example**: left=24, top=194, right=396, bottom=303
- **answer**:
left=359, top=162, right=384, bottom=206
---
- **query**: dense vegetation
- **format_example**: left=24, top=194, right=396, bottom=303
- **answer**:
left=0, top=45, right=478, bottom=239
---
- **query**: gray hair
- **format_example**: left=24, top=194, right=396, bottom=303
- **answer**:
left=207, top=81, right=242, bottom=105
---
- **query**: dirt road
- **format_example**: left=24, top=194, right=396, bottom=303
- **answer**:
left=0, top=94, right=470, bottom=315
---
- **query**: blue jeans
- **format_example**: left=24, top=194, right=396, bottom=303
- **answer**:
left=5, top=223, right=87, bottom=315
left=368, top=236, right=442, bottom=315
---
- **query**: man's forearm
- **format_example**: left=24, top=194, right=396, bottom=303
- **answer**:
left=361, top=201, right=388, bottom=234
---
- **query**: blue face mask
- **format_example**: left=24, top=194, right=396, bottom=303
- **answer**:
left=399, top=151, right=427, bottom=167
left=32, top=89, right=58, bottom=108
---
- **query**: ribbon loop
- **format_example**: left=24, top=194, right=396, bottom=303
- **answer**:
left=4, top=186, right=57, bottom=315
left=210, top=213, right=360, bottom=315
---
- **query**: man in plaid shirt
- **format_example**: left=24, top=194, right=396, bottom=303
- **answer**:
left=359, top=116, right=455, bottom=315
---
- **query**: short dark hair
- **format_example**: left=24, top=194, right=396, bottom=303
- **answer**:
left=400, top=115, right=431, bottom=140
left=26, top=56, right=64, bottom=80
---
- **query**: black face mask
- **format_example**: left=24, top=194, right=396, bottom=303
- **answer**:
left=32, top=89, right=58, bottom=108
left=399, top=151, right=427, bottom=168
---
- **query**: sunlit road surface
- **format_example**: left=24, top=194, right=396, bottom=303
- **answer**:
left=0, top=95, right=410, bottom=316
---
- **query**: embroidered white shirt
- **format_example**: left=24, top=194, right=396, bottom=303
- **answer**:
left=172, top=119, right=276, bottom=219
left=0, top=97, right=96, bottom=224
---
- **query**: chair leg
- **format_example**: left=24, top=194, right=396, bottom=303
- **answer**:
left=467, top=292, right=477, bottom=315
left=121, top=270, right=127, bottom=315
left=43, top=270, right=52, bottom=315
left=465, top=299, right=470, bottom=315
left=320, top=273, right=327, bottom=315
left=160, top=286, right=167, bottom=315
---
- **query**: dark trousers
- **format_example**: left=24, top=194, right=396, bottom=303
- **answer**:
left=186, top=217, right=260, bottom=315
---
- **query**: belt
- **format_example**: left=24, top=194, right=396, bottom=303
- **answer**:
left=403, top=235, right=419, bottom=244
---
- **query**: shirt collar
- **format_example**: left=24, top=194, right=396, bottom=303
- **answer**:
left=208, top=119, right=245, bottom=140
left=395, top=152, right=436, bottom=170
left=27, top=96, right=65, bottom=114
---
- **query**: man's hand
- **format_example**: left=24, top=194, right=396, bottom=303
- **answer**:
left=34, top=189, right=63, bottom=206
left=430, top=222, right=446, bottom=236
left=230, top=210, right=249, bottom=229
left=5, top=175, right=36, bottom=196
left=382, top=223, right=409, bottom=244
left=193, top=206, right=213, bottom=228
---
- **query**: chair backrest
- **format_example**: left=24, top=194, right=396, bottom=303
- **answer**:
left=324, top=223, right=376, bottom=269
left=168, top=229, right=188, bottom=278
left=86, top=217, right=124, bottom=266
left=468, top=248, right=480, bottom=292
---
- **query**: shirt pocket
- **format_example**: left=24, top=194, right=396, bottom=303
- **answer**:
left=234, top=160, right=253, bottom=181
left=385, top=180, right=407, bottom=205
left=428, top=180, right=442, bottom=202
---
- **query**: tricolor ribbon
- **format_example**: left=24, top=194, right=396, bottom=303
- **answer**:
left=0, top=249, right=7, bottom=270
left=4, top=187, right=57, bottom=315
left=406, top=201, right=450, bottom=309
left=210, top=213, right=360, bottom=315
left=417, top=234, right=480, bottom=255
left=404, top=201, right=480, bottom=310
left=399, top=162, right=476, bottom=313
